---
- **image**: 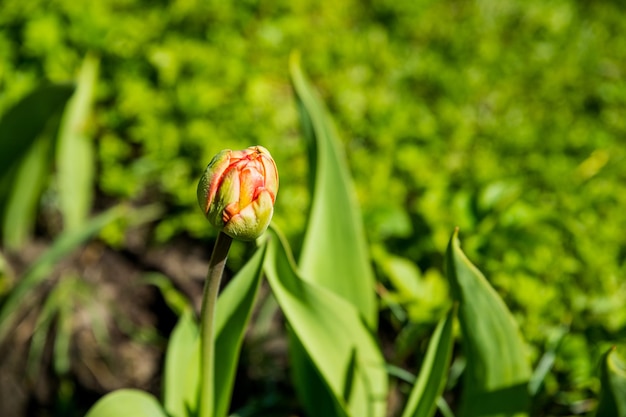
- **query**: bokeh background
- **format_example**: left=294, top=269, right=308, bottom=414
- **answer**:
left=1, top=0, right=625, bottom=416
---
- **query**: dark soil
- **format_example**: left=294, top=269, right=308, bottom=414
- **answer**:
left=0, top=231, right=293, bottom=417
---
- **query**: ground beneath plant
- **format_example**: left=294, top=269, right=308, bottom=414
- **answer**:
left=0, top=231, right=295, bottom=417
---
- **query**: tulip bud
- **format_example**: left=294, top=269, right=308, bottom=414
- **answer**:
left=197, top=146, right=279, bottom=241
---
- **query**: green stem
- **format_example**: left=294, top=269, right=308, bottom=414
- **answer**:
left=199, top=231, right=233, bottom=417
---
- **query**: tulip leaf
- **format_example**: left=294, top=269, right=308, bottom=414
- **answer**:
left=288, top=330, right=348, bottom=417
left=596, top=346, right=626, bottom=417
left=56, top=53, right=99, bottom=231
left=446, top=229, right=531, bottom=417
left=401, top=307, right=456, bottom=417
left=163, top=308, right=200, bottom=417
left=214, top=242, right=266, bottom=417
left=2, top=134, right=51, bottom=249
left=0, top=83, right=74, bottom=185
left=264, top=228, right=387, bottom=417
left=162, top=242, right=266, bottom=417
left=85, top=389, right=168, bottom=417
left=289, top=52, right=377, bottom=330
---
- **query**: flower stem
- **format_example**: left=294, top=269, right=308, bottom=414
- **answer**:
left=199, top=231, right=233, bottom=417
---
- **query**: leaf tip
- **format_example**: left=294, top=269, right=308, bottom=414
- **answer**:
left=289, top=50, right=302, bottom=77
left=448, top=227, right=461, bottom=254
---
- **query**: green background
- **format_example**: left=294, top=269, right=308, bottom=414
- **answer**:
left=1, top=0, right=625, bottom=414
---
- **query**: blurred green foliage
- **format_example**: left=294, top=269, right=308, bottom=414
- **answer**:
left=1, top=0, right=625, bottom=411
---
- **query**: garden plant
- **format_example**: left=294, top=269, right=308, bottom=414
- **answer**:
left=1, top=1, right=626, bottom=416
left=82, top=58, right=623, bottom=417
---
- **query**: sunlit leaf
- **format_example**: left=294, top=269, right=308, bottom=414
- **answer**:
left=402, top=307, right=455, bottom=417
left=596, top=346, right=626, bottom=417
left=264, top=227, right=387, bottom=417
left=290, top=52, right=377, bottom=329
left=86, top=389, right=168, bottom=417
left=446, top=229, right=531, bottom=417
left=56, top=53, right=99, bottom=231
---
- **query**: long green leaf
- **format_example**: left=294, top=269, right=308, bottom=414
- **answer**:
left=446, top=229, right=531, bottom=417
left=264, top=228, right=387, bottom=417
left=56, top=53, right=99, bottom=231
left=288, top=329, right=347, bottom=417
left=596, top=346, right=626, bottom=417
left=290, top=52, right=377, bottom=329
left=0, top=83, right=74, bottom=184
left=214, top=242, right=266, bottom=417
left=402, top=307, right=456, bottom=417
left=86, top=389, right=168, bottom=417
left=162, top=243, right=266, bottom=417
left=2, top=134, right=51, bottom=248
left=163, top=309, right=200, bottom=417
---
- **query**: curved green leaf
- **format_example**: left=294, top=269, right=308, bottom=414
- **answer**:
left=0, top=83, right=74, bottom=183
left=86, top=389, right=168, bottom=417
left=214, top=242, right=266, bottom=417
left=264, top=228, right=387, bottom=417
left=290, top=52, right=377, bottom=330
left=288, top=330, right=347, bottom=417
left=162, top=243, right=266, bottom=417
left=402, top=307, right=456, bottom=417
left=446, top=229, right=531, bottom=417
left=2, top=134, right=51, bottom=248
left=56, top=53, right=99, bottom=230
left=596, top=346, right=626, bottom=417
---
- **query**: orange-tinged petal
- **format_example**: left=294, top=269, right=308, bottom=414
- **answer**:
left=223, top=190, right=274, bottom=241
left=197, top=146, right=279, bottom=240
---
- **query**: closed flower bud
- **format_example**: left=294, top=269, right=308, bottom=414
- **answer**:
left=197, top=146, right=279, bottom=241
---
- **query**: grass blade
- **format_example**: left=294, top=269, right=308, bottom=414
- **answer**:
left=26, top=283, right=62, bottom=378
left=0, top=205, right=126, bottom=342
left=401, top=307, right=456, bottom=417
left=53, top=280, right=74, bottom=375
